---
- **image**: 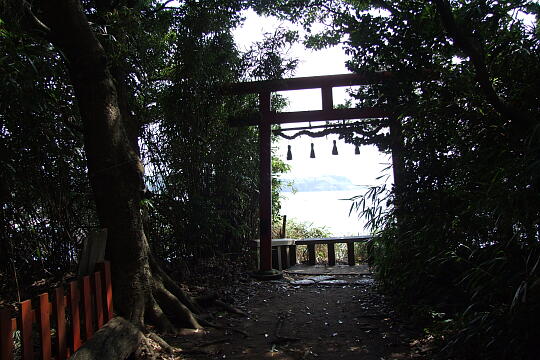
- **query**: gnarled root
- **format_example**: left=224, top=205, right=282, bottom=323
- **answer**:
left=70, top=317, right=180, bottom=360
left=137, top=254, right=204, bottom=332
left=104, top=248, right=245, bottom=359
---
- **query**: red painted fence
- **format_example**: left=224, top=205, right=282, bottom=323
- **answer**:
left=0, top=262, right=113, bottom=360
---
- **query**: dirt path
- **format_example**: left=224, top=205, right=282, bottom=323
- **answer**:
left=165, top=268, right=431, bottom=359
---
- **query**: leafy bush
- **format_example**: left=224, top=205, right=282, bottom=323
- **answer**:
left=0, top=1, right=297, bottom=300
left=264, top=1, right=540, bottom=358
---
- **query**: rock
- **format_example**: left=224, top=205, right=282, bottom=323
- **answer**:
left=290, top=279, right=316, bottom=285
left=305, top=275, right=335, bottom=282
left=71, top=317, right=142, bottom=360
left=319, top=280, right=348, bottom=285
left=354, top=278, right=374, bottom=285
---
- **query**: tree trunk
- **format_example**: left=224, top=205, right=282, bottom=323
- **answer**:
left=39, top=0, right=202, bottom=333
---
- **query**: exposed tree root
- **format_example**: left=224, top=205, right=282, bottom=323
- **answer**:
left=152, top=280, right=203, bottom=330
left=144, top=254, right=247, bottom=335
left=146, top=332, right=175, bottom=354
left=85, top=252, right=249, bottom=360
left=125, top=251, right=208, bottom=335
left=73, top=261, right=246, bottom=360
left=70, top=316, right=182, bottom=360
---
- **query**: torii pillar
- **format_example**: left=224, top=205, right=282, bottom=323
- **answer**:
left=226, top=72, right=396, bottom=280
left=256, top=91, right=279, bottom=279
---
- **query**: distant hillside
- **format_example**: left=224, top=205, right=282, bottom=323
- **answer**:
left=280, top=175, right=357, bottom=192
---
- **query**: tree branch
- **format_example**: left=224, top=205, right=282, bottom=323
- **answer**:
left=144, top=0, right=175, bottom=16
left=22, top=0, right=51, bottom=33
left=432, top=0, right=518, bottom=123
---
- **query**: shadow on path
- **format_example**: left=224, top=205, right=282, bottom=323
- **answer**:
left=166, top=265, right=430, bottom=359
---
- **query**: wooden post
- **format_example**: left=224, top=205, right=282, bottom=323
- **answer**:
left=0, top=308, right=14, bottom=360
left=272, top=248, right=279, bottom=270
left=77, top=229, right=107, bottom=277
left=280, top=246, right=290, bottom=269
left=20, top=300, right=33, bottom=360
left=94, top=272, right=104, bottom=328
left=97, top=261, right=114, bottom=321
left=328, top=243, right=336, bottom=266
left=347, top=242, right=355, bottom=266
left=281, top=216, right=294, bottom=267
left=280, top=215, right=287, bottom=238
left=69, top=281, right=81, bottom=352
left=259, top=91, right=272, bottom=272
left=39, top=293, right=52, bottom=360
left=55, top=287, right=67, bottom=360
left=307, top=244, right=316, bottom=265
left=225, top=73, right=404, bottom=278
left=289, top=245, right=297, bottom=266
left=321, top=86, right=333, bottom=111
left=81, top=276, right=93, bottom=340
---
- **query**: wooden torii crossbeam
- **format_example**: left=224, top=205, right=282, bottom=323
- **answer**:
left=226, top=73, right=395, bottom=278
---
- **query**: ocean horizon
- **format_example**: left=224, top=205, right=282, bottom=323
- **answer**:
left=279, top=189, right=370, bottom=236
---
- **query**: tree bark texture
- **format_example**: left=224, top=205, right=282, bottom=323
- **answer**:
left=38, top=0, right=201, bottom=332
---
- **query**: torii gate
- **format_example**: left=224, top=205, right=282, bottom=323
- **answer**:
left=227, top=72, right=402, bottom=279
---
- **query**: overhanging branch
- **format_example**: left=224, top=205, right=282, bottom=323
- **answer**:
left=23, top=1, right=51, bottom=33
left=432, top=0, right=519, bottom=123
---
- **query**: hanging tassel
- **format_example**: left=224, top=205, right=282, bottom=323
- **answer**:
left=310, top=143, right=315, bottom=158
left=332, top=140, right=338, bottom=155
left=287, top=144, right=292, bottom=160
left=355, top=144, right=360, bottom=155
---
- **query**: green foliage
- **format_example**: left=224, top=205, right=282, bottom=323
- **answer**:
left=0, top=0, right=296, bottom=296
left=243, top=27, right=299, bottom=80
left=140, top=1, right=297, bottom=266
left=355, top=2, right=539, bottom=358
left=348, top=183, right=391, bottom=233
left=5, top=2, right=537, bottom=357
left=273, top=217, right=333, bottom=263
left=142, top=2, right=259, bottom=262
left=278, top=217, right=332, bottom=239
left=263, top=0, right=540, bottom=358
left=0, top=20, right=97, bottom=289
left=272, top=154, right=291, bottom=221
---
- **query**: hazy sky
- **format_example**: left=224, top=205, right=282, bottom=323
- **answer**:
left=233, top=10, right=393, bottom=188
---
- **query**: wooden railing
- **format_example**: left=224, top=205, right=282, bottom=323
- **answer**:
left=295, top=236, right=371, bottom=266
left=0, top=262, right=113, bottom=360
left=253, top=236, right=372, bottom=270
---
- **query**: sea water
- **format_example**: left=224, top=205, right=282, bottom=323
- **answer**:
left=279, top=190, right=370, bottom=236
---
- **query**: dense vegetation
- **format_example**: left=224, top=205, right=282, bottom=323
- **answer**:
left=1, top=0, right=539, bottom=358
left=261, top=1, right=540, bottom=358
left=0, top=1, right=292, bottom=299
